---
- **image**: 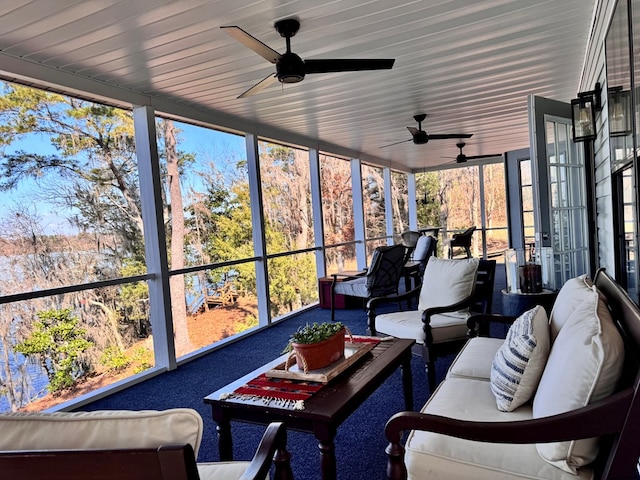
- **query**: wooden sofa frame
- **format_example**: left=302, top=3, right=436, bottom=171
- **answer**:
left=0, top=421, right=293, bottom=480
left=384, top=268, right=640, bottom=480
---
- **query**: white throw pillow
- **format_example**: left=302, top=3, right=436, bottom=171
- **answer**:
left=418, top=257, right=479, bottom=314
left=548, top=274, right=595, bottom=341
left=533, top=285, right=625, bottom=474
left=490, top=305, right=550, bottom=412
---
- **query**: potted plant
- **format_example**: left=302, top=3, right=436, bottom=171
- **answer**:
left=284, top=322, right=349, bottom=373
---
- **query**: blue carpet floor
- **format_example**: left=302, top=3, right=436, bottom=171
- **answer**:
left=82, top=263, right=507, bottom=480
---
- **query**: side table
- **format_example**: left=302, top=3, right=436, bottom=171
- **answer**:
left=501, top=288, right=557, bottom=317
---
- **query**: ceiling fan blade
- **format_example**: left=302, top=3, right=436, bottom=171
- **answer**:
left=407, top=127, right=419, bottom=136
left=304, top=58, right=395, bottom=74
left=428, top=133, right=473, bottom=140
left=237, top=73, right=278, bottom=98
left=466, top=153, right=502, bottom=160
left=380, top=139, right=413, bottom=149
left=221, top=26, right=282, bottom=63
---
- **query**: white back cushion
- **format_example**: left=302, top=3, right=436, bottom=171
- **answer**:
left=412, top=235, right=432, bottom=262
left=0, top=408, right=204, bottom=456
left=418, top=257, right=479, bottom=313
left=490, top=305, right=550, bottom=412
left=548, top=275, right=595, bottom=341
left=533, top=287, right=624, bottom=474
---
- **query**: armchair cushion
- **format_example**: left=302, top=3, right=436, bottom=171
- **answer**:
left=333, top=276, right=368, bottom=297
left=418, top=257, right=479, bottom=313
left=533, top=285, right=625, bottom=474
left=375, top=310, right=470, bottom=345
left=0, top=409, right=203, bottom=456
left=490, top=305, right=550, bottom=412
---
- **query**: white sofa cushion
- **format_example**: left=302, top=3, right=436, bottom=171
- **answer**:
left=375, top=310, right=470, bottom=344
left=447, top=336, right=503, bottom=381
left=548, top=274, right=594, bottom=341
left=404, top=377, right=593, bottom=480
left=533, top=285, right=625, bottom=474
left=490, top=305, right=550, bottom=411
left=0, top=409, right=203, bottom=456
left=418, top=257, right=479, bottom=314
left=198, top=462, right=254, bottom=480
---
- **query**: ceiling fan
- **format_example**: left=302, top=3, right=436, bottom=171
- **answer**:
left=380, top=114, right=472, bottom=148
left=444, top=142, right=502, bottom=164
left=221, top=18, right=395, bottom=98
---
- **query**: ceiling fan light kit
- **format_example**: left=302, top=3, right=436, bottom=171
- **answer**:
left=222, top=18, right=395, bottom=98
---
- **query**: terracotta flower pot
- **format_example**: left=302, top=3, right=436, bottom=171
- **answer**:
left=291, top=328, right=346, bottom=373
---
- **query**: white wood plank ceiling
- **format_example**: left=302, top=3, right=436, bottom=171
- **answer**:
left=0, top=0, right=595, bottom=172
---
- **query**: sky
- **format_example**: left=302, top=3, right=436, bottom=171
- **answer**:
left=0, top=118, right=246, bottom=236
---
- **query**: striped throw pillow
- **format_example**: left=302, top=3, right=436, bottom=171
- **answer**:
left=490, top=305, right=550, bottom=412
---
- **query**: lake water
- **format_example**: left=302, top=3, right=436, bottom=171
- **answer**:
left=0, top=338, right=49, bottom=412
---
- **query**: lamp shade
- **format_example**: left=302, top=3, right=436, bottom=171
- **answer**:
left=571, top=96, right=597, bottom=142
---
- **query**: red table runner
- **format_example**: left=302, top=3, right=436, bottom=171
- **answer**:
left=219, top=336, right=381, bottom=410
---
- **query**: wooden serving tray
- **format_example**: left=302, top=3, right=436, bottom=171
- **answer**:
left=265, top=342, right=375, bottom=383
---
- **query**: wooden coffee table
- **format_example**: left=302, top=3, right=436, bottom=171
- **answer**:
left=204, top=337, right=415, bottom=480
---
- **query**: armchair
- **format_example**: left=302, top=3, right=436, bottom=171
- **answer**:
left=402, top=235, right=437, bottom=294
left=0, top=409, right=292, bottom=480
left=368, top=257, right=496, bottom=391
left=331, top=244, right=406, bottom=321
left=400, top=230, right=421, bottom=261
left=447, top=226, right=476, bottom=258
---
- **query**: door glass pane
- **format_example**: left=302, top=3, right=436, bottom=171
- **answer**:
left=520, top=159, right=535, bottom=246
left=545, top=116, right=588, bottom=286
left=622, top=168, right=637, bottom=299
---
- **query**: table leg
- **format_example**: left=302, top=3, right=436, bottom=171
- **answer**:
left=401, top=352, right=414, bottom=411
left=216, top=419, right=233, bottom=461
left=315, top=424, right=337, bottom=480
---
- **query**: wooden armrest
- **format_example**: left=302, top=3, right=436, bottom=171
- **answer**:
left=467, top=313, right=517, bottom=337
left=240, top=422, right=292, bottom=480
left=421, top=293, right=476, bottom=323
left=367, top=286, right=421, bottom=309
left=385, top=388, right=632, bottom=446
left=331, top=270, right=366, bottom=281
left=367, top=287, right=422, bottom=336
left=0, top=444, right=201, bottom=480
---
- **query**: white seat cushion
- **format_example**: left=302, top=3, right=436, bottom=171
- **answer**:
left=447, top=336, right=504, bottom=381
left=198, top=462, right=257, bottom=480
left=404, top=377, right=593, bottom=480
left=333, top=276, right=368, bottom=297
left=375, top=310, right=470, bottom=344
left=0, top=409, right=203, bottom=456
left=533, top=284, right=625, bottom=474
left=490, top=305, right=550, bottom=411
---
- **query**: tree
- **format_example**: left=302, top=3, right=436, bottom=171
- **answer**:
left=160, top=119, right=191, bottom=355
left=15, top=308, right=93, bottom=393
